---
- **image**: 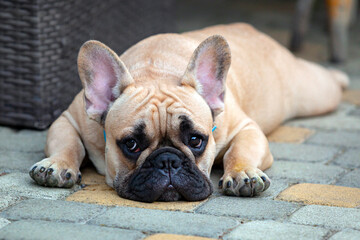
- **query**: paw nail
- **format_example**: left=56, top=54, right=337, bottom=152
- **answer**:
left=47, top=168, right=54, bottom=174
left=251, top=177, right=257, bottom=183
left=218, top=180, right=223, bottom=187
left=65, top=172, right=71, bottom=180
left=39, top=167, right=45, bottom=173
left=261, top=176, right=266, bottom=182
left=226, top=181, right=231, bottom=188
left=244, top=178, right=250, bottom=184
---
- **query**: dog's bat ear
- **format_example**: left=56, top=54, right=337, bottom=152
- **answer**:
left=77, top=40, right=134, bottom=123
left=182, top=35, right=231, bottom=116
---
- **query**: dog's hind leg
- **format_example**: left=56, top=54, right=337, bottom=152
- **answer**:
left=290, top=59, right=349, bottom=119
left=29, top=113, right=85, bottom=188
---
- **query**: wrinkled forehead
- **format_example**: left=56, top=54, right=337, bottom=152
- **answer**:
left=105, top=85, right=213, bottom=136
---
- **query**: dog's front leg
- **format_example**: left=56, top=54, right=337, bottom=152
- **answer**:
left=29, top=112, right=85, bottom=188
left=219, top=119, right=273, bottom=197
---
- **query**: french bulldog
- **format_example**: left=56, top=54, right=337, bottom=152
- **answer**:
left=29, top=23, right=348, bottom=202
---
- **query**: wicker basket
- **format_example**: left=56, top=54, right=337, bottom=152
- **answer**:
left=0, top=0, right=175, bottom=129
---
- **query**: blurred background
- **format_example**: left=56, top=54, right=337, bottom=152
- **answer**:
left=0, top=0, right=359, bottom=129
left=177, top=0, right=359, bottom=76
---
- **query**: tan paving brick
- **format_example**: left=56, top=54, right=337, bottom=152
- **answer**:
left=276, top=183, right=360, bottom=208
left=267, top=126, right=314, bottom=144
left=343, top=90, right=360, bottom=106
left=67, top=168, right=206, bottom=212
left=80, top=167, right=106, bottom=185
left=144, top=233, right=215, bottom=240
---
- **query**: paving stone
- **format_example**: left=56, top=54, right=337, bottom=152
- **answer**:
left=66, top=183, right=207, bottom=212
left=333, top=149, right=360, bottom=168
left=223, top=220, right=328, bottom=240
left=0, top=127, right=47, bottom=152
left=269, top=143, right=340, bottom=162
left=267, top=126, right=314, bottom=143
left=287, top=115, right=360, bottom=131
left=255, top=179, right=290, bottom=199
left=88, top=206, right=238, bottom=238
left=0, top=172, right=79, bottom=200
left=0, top=220, right=143, bottom=240
left=0, top=151, right=45, bottom=173
left=265, top=161, right=345, bottom=184
left=349, top=78, right=360, bottom=90
left=276, top=183, right=360, bottom=208
left=307, top=131, right=360, bottom=148
left=329, top=229, right=360, bottom=240
left=66, top=168, right=208, bottom=212
left=195, top=197, right=298, bottom=220
left=343, top=90, right=360, bottom=106
left=290, top=205, right=360, bottom=230
left=349, top=107, right=360, bottom=117
left=336, top=169, right=360, bottom=188
left=0, top=199, right=106, bottom=223
left=0, top=218, right=10, bottom=230
left=144, top=234, right=214, bottom=240
left=80, top=167, right=107, bottom=185
left=0, top=194, right=22, bottom=211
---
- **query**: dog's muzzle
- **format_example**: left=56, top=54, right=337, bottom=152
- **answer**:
left=116, top=147, right=213, bottom=202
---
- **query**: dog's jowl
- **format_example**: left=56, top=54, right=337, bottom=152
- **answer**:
left=29, top=23, right=348, bottom=202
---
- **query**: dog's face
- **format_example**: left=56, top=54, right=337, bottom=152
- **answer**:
left=77, top=36, right=231, bottom=202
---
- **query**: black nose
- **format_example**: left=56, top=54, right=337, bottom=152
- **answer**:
left=153, top=152, right=182, bottom=171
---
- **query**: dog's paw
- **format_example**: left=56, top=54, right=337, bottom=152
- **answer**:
left=219, top=167, right=270, bottom=197
left=29, top=158, right=81, bottom=188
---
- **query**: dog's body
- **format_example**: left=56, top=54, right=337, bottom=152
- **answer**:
left=30, top=23, right=347, bottom=201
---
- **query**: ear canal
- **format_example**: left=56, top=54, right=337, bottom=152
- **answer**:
left=182, top=35, right=231, bottom=116
left=77, top=40, right=134, bottom=123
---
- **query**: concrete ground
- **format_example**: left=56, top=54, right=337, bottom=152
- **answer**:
left=0, top=1, right=360, bottom=239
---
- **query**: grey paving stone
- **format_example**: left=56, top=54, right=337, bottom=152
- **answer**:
left=290, top=205, right=360, bottom=230
left=0, top=218, right=10, bottom=230
left=89, top=206, right=238, bottom=238
left=336, top=169, right=360, bottom=188
left=0, top=220, right=144, bottom=240
left=0, top=194, right=22, bottom=211
left=0, top=151, right=45, bottom=173
left=0, top=127, right=47, bottom=152
left=265, top=161, right=345, bottom=184
left=224, top=220, right=328, bottom=240
left=307, top=131, right=360, bottom=148
left=286, top=115, right=360, bottom=131
left=195, top=197, right=298, bottom=220
left=0, top=199, right=106, bottom=223
left=269, top=143, right=340, bottom=162
left=329, top=229, right=360, bottom=240
left=349, top=107, right=360, bottom=117
left=333, top=149, right=360, bottom=168
left=0, top=172, right=79, bottom=200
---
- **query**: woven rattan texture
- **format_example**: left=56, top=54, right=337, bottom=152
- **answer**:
left=0, top=0, right=175, bottom=129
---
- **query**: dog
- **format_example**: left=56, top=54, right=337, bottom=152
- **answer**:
left=29, top=23, right=348, bottom=202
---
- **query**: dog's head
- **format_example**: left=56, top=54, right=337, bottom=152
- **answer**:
left=77, top=35, right=231, bottom=202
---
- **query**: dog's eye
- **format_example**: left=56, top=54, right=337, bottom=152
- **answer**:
left=125, top=139, right=141, bottom=153
left=189, top=135, right=203, bottom=148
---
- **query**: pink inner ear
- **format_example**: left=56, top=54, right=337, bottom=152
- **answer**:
left=196, top=49, right=224, bottom=110
left=86, top=52, right=117, bottom=114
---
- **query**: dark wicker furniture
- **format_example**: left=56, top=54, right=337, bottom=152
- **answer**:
left=0, top=0, right=175, bottom=129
